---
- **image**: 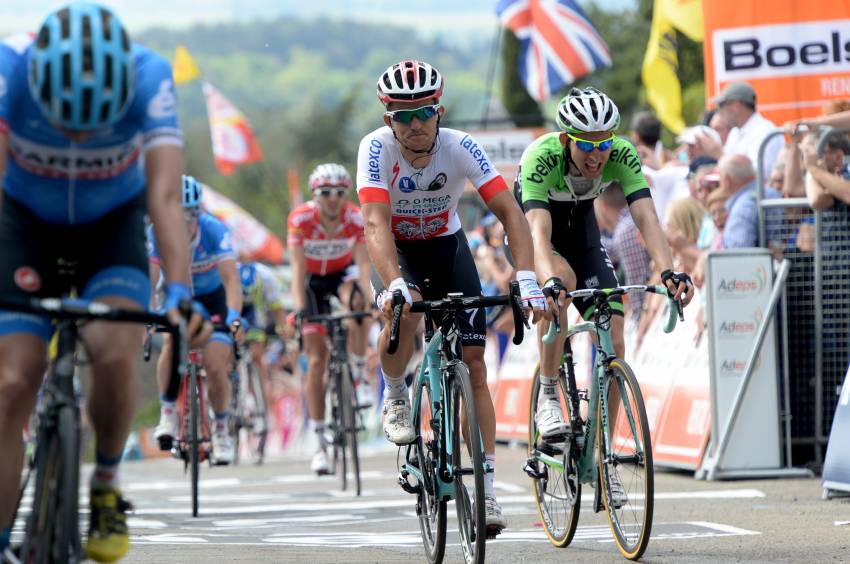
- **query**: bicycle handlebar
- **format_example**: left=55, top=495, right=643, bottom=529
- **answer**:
left=387, top=281, right=526, bottom=355
left=541, top=284, right=684, bottom=344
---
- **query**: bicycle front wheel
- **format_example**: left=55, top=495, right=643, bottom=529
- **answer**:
left=451, top=362, right=486, bottom=564
left=528, top=364, right=580, bottom=548
left=597, top=358, right=654, bottom=560
left=411, top=369, right=446, bottom=563
left=189, top=365, right=201, bottom=518
left=248, top=362, right=268, bottom=465
left=342, top=364, right=362, bottom=496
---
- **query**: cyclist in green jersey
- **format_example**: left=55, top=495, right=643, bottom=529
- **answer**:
left=515, top=88, right=692, bottom=500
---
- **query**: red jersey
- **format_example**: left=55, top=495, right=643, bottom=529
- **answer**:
left=287, top=201, right=365, bottom=275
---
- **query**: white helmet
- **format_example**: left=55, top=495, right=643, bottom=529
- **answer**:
left=557, top=87, right=620, bottom=134
left=308, top=163, right=351, bottom=189
left=376, top=60, right=444, bottom=105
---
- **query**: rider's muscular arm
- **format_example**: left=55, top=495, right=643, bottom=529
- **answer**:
left=218, top=258, right=243, bottom=314
left=361, top=202, right=402, bottom=287
left=289, top=245, right=307, bottom=312
left=525, top=208, right=559, bottom=282
left=146, top=145, right=191, bottom=286
left=487, top=190, right=535, bottom=273
left=629, top=198, right=675, bottom=273
left=353, top=242, right=372, bottom=306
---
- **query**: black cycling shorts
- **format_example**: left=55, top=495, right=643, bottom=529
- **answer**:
left=305, top=269, right=346, bottom=318
left=196, top=284, right=233, bottom=345
left=0, top=192, right=150, bottom=339
left=371, top=229, right=485, bottom=347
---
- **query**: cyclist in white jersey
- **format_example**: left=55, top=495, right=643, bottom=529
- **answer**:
left=357, top=60, right=547, bottom=531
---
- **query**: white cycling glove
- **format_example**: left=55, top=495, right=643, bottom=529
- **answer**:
left=516, top=270, right=546, bottom=312
left=379, top=277, right=413, bottom=309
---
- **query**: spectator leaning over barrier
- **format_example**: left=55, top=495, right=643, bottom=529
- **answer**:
left=700, top=82, right=784, bottom=181
left=803, top=127, right=850, bottom=210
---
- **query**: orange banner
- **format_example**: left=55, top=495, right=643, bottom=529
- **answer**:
left=201, top=184, right=284, bottom=264
left=703, top=2, right=850, bottom=125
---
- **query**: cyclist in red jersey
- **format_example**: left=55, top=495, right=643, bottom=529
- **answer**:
left=287, top=163, right=373, bottom=475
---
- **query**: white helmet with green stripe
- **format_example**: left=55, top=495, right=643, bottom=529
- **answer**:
left=557, top=87, right=620, bottom=134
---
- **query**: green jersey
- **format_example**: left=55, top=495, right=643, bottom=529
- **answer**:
left=515, top=132, right=650, bottom=210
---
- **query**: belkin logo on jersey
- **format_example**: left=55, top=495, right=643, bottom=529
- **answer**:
left=459, top=135, right=492, bottom=174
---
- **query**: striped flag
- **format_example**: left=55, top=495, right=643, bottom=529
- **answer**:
left=497, top=0, right=612, bottom=102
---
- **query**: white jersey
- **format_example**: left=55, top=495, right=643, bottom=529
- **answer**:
left=355, top=127, right=507, bottom=241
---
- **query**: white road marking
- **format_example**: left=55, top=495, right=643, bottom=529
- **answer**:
left=127, top=518, right=169, bottom=529
left=835, top=520, right=850, bottom=526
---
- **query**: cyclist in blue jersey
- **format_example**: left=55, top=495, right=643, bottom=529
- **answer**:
left=0, top=4, right=205, bottom=562
left=148, top=175, right=244, bottom=465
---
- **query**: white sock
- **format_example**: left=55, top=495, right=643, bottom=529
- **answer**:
left=311, top=419, right=327, bottom=448
left=160, top=400, right=176, bottom=415
left=538, top=375, right=559, bottom=404
left=351, top=354, right=367, bottom=383
left=91, top=451, right=122, bottom=489
left=383, top=372, right=408, bottom=400
left=484, top=453, right=496, bottom=497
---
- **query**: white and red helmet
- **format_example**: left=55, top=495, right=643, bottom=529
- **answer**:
left=308, top=163, right=352, bottom=189
left=376, top=60, right=444, bottom=105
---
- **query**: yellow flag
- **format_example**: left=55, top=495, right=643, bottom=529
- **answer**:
left=641, top=0, right=704, bottom=133
left=173, top=45, right=201, bottom=85
left=661, top=0, right=704, bottom=42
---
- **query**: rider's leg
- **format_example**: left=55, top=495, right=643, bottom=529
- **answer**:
left=249, top=339, right=272, bottom=409
left=0, top=334, right=47, bottom=531
left=203, top=339, right=234, bottom=417
left=83, top=296, right=145, bottom=488
left=376, top=292, right=423, bottom=397
left=303, top=331, right=329, bottom=446
left=461, top=346, right=498, bottom=489
left=341, top=280, right=373, bottom=404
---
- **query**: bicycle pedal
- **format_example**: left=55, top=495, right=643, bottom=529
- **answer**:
left=486, top=525, right=505, bottom=540
left=397, top=471, right=421, bottom=495
left=522, top=457, right=546, bottom=479
left=538, top=440, right=566, bottom=455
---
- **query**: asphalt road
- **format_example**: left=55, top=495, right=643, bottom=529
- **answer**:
left=44, top=439, right=847, bottom=563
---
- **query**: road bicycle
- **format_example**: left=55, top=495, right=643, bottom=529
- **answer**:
left=391, top=281, right=526, bottom=564
left=231, top=343, right=268, bottom=466
left=303, top=310, right=373, bottom=496
left=5, top=297, right=184, bottom=563
left=523, top=285, right=682, bottom=560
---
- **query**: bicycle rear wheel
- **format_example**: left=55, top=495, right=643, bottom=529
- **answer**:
left=341, top=364, right=362, bottom=496
left=528, top=364, right=581, bottom=548
left=189, top=365, right=201, bottom=517
left=331, top=365, right=348, bottom=491
left=411, top=371, right=446, bottom=563
left=450, top=362, right=486, bottom=564
left=597, top=358, right=653, bottom=560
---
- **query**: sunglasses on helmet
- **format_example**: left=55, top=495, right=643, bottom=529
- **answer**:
left=567, top=133, right=615, bottom=153
left=313, top=188, right=348, bottom=198
left=385, top=104, right=440, bottom=125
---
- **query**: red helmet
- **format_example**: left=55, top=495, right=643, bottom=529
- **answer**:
left=376, top=60, right=444, bottom=105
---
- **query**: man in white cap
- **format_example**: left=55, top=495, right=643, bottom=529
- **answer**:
left=713, top=82, right=783, bottom=182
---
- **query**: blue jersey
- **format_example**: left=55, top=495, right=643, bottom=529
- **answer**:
left=0, top=33, right=183, bottom=225
left=148, top=213, right=236, bottom=296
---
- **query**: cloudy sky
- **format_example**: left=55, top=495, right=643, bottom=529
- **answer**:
left=1, top=0, right=638, bottom=36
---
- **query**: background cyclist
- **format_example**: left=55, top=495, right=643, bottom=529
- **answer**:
left=149, top=175, right=244, bottom=465
left=287, top=163, right=373, bottom=475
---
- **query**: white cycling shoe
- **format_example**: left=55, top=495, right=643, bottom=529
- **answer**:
left=154, top=407, right=179, bottom=450
left=484, top=494, right=507, bottom=531
left=382, top=398, right=415, bottom=445
left=355, top=382, right=375, bottom=409
left=535, top=399, right=570, bottom=439
left=311, top=449, right=330, bottom=475
left=607, top=472, right=627, bottom=509
left=211, top=430, right=234, bottom=465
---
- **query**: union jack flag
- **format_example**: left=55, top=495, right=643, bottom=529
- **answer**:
left=497, top=0, right=612, bottom=102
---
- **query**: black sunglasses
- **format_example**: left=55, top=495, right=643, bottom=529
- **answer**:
left=314, top=188, right=348, bottom=198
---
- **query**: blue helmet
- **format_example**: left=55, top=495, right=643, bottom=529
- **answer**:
left=28, top=3, right=135, bottom=131
left=182, top=175, right=202, bottom=209
left=239, top=262, right=257, bottom=295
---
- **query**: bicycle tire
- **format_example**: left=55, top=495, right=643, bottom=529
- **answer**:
left=528, top=364, right=581, bottom=548
left=189, top=364, right=201, bottom=517
left=54, top=405, right=81, bottom=563
left=231, top=369, right=243, bottom=466
left=451, top=362, right=486, bottom=564
left=597, top=358, right=654, bottom=560
left=248, top=362, right=268, bottom=465
left=21, top=421, right=61, bottom=563
left=332, top=363, right=348, bottom=491
left=341, top=364, right=362, bottom=496
left=412, top=370, right=447, bottom=563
